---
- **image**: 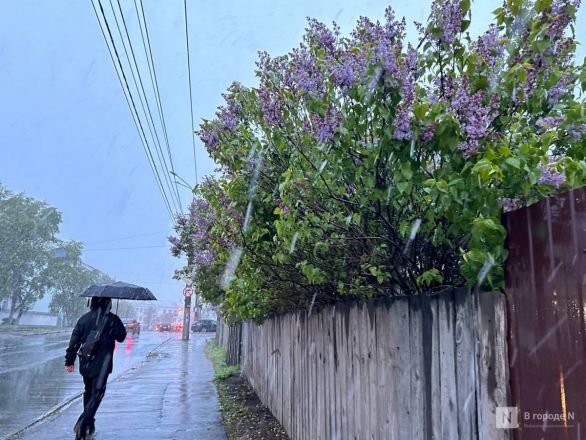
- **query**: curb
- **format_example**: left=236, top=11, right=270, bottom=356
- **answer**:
left=1, top=337, right=172, bottom=440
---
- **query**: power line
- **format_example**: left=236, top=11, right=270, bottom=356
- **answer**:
left=183, top=0, right=198, bottom=183
left=84, top=245, right=169, bottom=251
left=91, top=0, right=176, bottom=224
left=110, top=0, right=181, bottom=214
left=84, top=230, right=171, bottom=245
left=134, top=0, right=183, bottom=207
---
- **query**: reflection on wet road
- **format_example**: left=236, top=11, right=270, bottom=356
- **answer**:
left=0, top=331, right=178, bottom=437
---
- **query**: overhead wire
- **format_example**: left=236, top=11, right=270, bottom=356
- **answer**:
left=183, top=0, right=198, bottom=184
left=91, top=0, right=176, bottom=224
left=84, top=230, right=171, bottom=245
left=110, top=0, right=181, bottom=214
left=84, top=245, right=169, bottom=251
left=134, top=0, right=183, bottom=206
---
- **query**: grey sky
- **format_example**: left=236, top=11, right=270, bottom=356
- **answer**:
left=0, top=1, right=583, bottom=307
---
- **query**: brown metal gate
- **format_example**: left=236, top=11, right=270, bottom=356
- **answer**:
left=504, top=187, right=586, bottom=439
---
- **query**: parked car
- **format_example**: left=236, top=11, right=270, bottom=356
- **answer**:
left=122, top=319, right=141, bottom=335
left=154, top=323, right=172, bottom=332
left=191, top=319, right=217, bottom=333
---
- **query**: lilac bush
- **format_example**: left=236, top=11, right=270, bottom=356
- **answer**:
left=175, top=0, right=585, bottom=321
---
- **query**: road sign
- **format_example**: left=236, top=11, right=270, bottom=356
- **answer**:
left=183, top=286, right=193, bottom=297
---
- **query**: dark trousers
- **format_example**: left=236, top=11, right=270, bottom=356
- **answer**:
left=76, top=373, right=108, bottom=435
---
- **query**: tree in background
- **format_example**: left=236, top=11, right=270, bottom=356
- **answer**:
left=49, top=241, right=114, bottom=326
left=0, top=185, right=62, bottom=324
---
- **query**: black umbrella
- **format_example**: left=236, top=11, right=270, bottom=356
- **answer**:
left=80, top=281, right=157, bottom=301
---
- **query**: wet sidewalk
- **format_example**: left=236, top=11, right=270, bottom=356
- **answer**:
left=10, top=334, right=226, bottom=440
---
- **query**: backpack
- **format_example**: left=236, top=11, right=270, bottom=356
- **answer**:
left=78, top=311, right=110, bottom=363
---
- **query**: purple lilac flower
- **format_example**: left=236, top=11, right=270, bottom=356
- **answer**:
left=217, top=106, right=238, bottom=130
left=351, top=16, right=385, bottom=47
left=394, top=107, right=413, bottom=140
left=391, top=45, right=418, bottom=141
left=278, top=202, right=291, bottom=216
left=547, top=75, right=574, bottom=106
left=193, top=249, right=216, bottom=268
left=537, top=158, right=566, bottom=189
left=450, top=78, right=497, bottom=157
left=499, top=197, right=524, bottom=212
left=383, top=7, right=406, bottom=41
left=312, top=110, right=341, bottom=143
left=289, top=46, right=324, bottom=95
left=476, top=25, right=504, bottom=71
left=430, top=0, right=464, bottom=45
left=567, top=123, right=586, bottom=140
left=332, top=61, right=357, bottom=89
left=547, top=0, right=581, bottom=38
left=536, top=115, right=565, bottom=132
left=258, top=87, right=283, bottom=126
left=305, top=18, right=338, bottom=56
left=196, top=124, right=221, bottom=152
left=421, top=121, right=438, bottom=143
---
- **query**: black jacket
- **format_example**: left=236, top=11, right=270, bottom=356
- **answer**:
left=65, top=308, right=127, bottom=378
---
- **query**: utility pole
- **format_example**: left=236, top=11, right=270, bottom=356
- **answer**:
left=182, top=284, right=192, bottom=340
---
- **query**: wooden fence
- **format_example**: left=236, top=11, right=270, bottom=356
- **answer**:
left=218, top=288, right=511, bottom=440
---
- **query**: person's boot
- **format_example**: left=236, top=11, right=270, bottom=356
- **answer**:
left=74, top=418, right=87, bottom=440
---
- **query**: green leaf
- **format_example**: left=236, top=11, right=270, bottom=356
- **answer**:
left=535, top=0, right=552, bottom=13
left=416, top=268, right=444, bottom=287
left=401, top=162, right=413, bottom=180
left=505, top=157, right=521, bottom=169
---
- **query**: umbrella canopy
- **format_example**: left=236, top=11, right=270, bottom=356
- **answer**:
left=80, top=281, right=157, bottom=301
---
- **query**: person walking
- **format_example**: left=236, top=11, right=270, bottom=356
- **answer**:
left=64, top=296, right=126, bottom=439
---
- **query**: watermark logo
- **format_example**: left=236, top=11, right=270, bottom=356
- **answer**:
left=496, top=407, right=519, bottom=429
left=496, top=407, right=576, bottom=430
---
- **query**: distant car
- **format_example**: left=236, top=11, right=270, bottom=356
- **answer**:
left=191, top=319, right=217, bottom=333
left=122, top=319, right=141, bottom=335
left=172, top=322, right=183, bottom=332
left=154, top=323, right=172, bottom=332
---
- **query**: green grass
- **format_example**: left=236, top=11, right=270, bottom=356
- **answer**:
left=205, top=339, right=240, bottom=381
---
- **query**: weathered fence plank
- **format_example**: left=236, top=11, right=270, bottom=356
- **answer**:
left=438, top=291, right=458, bottom=440
left=454, top=288, right=477, bottom=440
left=476, top=292, right=512, bottom=440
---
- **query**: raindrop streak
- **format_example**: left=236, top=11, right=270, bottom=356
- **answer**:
left=220, top=247, right=243, bottom=289
left=289, top=232, right=299, bottom=254
left=366, top=66, right=383, bottom=96
left=318, top=160, right=328, bottom=174
left=528, top=316, right=569, bottom=357
left=477, top=259, right=494, bottom=286
left=546, top=261, right=564, bottom=283
left=403, top=219, right=422, bottom=253
left=410, top=138, right=416, bottom=159
left=409, top=219, right=422, bottom=241
left=243, top=202, right=253, bottom=232
left=386, top=183, right=393, bottom=204
left=248, top=154, right=263, bottom=199
left=463, top=391, right=474, bottom=412
left=308, top=292, right=317, bottom=317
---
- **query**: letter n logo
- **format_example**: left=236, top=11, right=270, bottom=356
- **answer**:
left=496, top=407, right=519, bottom=429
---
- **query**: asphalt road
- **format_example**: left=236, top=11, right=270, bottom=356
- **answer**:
left=0, top=330, right=179, bottom=438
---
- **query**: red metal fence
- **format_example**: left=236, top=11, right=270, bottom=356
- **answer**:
left=505, top=187, right=586, bottom=439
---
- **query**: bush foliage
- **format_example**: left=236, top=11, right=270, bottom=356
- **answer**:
left=170, top=0, right=586, bottom=322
